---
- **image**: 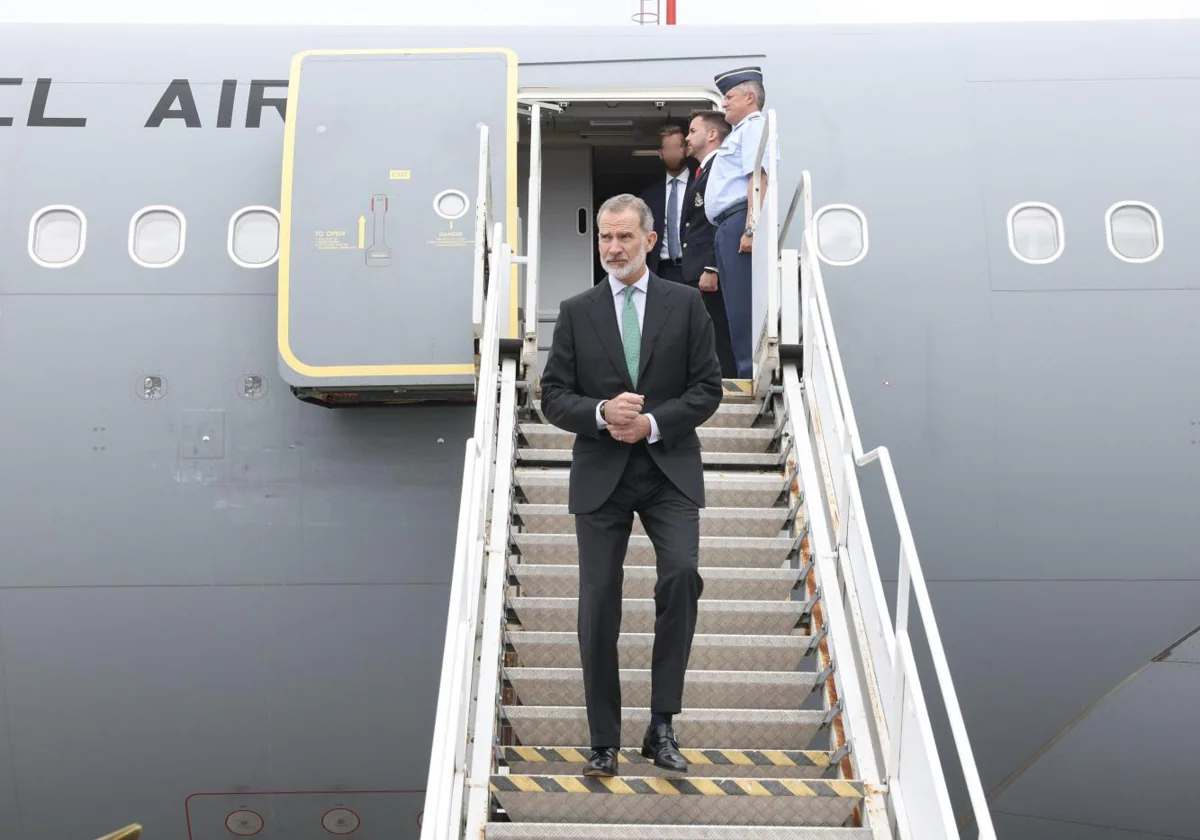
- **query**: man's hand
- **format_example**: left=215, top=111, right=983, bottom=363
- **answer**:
left=738, top=234, right=753, bottom=254
left=699, top=271, right=719, bottom=292
left=603, top=392, right=644, bottom=426
left=609, top=414, right=651, bottom=444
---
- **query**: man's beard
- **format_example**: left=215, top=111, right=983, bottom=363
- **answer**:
left=602, top=252, right=645, bottom=281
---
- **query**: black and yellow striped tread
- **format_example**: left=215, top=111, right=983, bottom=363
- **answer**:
left=488, top=775, right=865, bottom=797
left=721, top=379, right=754, bottom=398
left=501, top=746, right=837, bottom=770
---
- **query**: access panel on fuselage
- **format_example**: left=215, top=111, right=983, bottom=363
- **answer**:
left=278, top=48, right=515, bottom=395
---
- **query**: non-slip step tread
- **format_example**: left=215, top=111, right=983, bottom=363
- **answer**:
left=499, top=746, right=845, bottom=780
left=487, top=826, right=872, bottom=839
left=508, top=598, right=810, bottom=635
left=506, top=631, right=816, bottom=671
left=531, top=400, right=768, bottom=429
left=518, top=449, right=783, bottom=468
left=519, top=424, right=779, bottom=454
left=503, top=706, right=827, bottom=750
left=504, top=667, right=816, bottom=710
left=486, top=825, right=873, bottom=839
left=489, top=773, right=862, bottom=827
left=511, top=565, right=801, bottom=601
left=512, top=504, right=793, bottom=538
left=514, top=468, right=788, bottom=508
left=512, top=534, right=797, bottom=569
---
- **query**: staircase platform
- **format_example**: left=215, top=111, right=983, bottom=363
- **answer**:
left=531, top=400, right=767, bottom=429
left=503, top=707, right=828, bottom=750
left=488, top=774, right=864, bottom=827
left=487, top=825, right=872, bottom=839
left=511, top=505, right=794, bottom=538
left=511, top=534, right=797, bottom=569
left=499, top=746, right=846, bottom=780
left=511, top=565, right=802, bottom=601
left=506, top=631, right=816, bottom=671
left=508, top=597, right=811, bottom=635
left=504, top=667, right=816, bottom=709
left=519, top=425, right=779, bottom=454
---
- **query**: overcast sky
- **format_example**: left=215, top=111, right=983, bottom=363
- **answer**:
left=4, top=0, right=1199, bottom=25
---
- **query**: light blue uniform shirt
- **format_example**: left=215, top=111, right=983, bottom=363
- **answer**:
left=595, top=269, right=661, bottom=444
left=704, top=110, right=769, bottom=224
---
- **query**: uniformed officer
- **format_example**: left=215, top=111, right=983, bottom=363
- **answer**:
left=704, top=66, right=770, bottom=379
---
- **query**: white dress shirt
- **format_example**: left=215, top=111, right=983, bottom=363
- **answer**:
left=595, top=268, right=661, bottom=444
left=658, top=168, right=691, bottom=261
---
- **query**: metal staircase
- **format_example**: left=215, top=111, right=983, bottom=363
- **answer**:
left=420, top=111, right=998, bottom=840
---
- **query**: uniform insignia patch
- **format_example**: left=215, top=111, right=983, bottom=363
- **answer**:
left=694, top=192, right=704, bottom=207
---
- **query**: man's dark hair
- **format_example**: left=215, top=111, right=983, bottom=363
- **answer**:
left=657, top=124, right=685, bottom=146
left=689, top=109, right=731, bottom=139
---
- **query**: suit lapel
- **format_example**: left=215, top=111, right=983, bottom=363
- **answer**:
left=587, top=282, right=635, bottom=391
left=638, top=274, right=674, bottom=381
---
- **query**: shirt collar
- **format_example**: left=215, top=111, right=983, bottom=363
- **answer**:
left=608, top=266, right=650, bottom=296
left=666, top=168, right=690, bottom=185
left=699, top=149, right=719, bottom=169
left=732, top=109, right=763, bottom=129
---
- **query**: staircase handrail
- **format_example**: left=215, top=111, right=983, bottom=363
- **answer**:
left=420, top=220, right=510, bottom=840
left=798, top=208, right=996, bottom=838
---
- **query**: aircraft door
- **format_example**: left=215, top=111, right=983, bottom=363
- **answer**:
left=277, top=48, right=517, bottom=404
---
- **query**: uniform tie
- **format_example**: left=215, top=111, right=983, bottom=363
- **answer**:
left=622, top=285, right=641, bottom=387
left=666, top=177, right=681, bottom=261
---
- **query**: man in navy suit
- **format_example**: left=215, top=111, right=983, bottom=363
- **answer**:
left=639, top=125, right=695, bottom=284
left=682, top=110, right=738, bottom=379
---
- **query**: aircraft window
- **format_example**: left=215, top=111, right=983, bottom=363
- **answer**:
left=130, top=206, right=185, bottom=268
left=229, top=207, right=280, bottom=267
left=814, top=205, right=868, bottom=265
left=1107, top=202, right=1162, bottom=263
left=1008, top=203, right=1063, bottom=264
left=29, top=206, right=86, bottom=268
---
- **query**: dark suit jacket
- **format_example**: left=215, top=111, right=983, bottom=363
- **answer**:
left=639, top=164, right=697, bottom=274
left=681, top=159, right=719, bottom=284
left=540, top=272, right=723, bottom=514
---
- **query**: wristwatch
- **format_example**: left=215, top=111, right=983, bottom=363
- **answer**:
left=599, top=400, right=607, bottom=421
left=744, top=221, right=756, bottom=237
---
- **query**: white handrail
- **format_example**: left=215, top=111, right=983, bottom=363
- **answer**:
left=420, top=220, right=510, bottom=840
left=799, top=221, right=996, bottom=838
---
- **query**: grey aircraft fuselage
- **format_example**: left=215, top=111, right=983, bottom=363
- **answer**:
left=0, top=18, right=1198, bottom=840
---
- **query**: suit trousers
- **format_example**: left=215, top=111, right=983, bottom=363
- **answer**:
left=714, top=208, right=754, bottom=379
left=575, top=441, right=704, bottom=748
left=656, top=260, right=684, bottom=283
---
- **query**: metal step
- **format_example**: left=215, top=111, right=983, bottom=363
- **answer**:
left=512, top=505, right=792, bottom=539
left=511, top=565, right=801, bottom=602
left=531, top=401, right=767, bottom=430
left=514, top=468, right=787, bottom=508
left=512, top=534, right=797, bottom=569
left=509, top=598, right=811, bottom=635
left=505, top=668, right=816, bottom=710
left=517, top=449, right=783, bottom=469
left=487, top=825, right=872, bottom=839
left=506, top=631, right=816, bottom=672
left=498, top=746, right=847, bottom=780
left=488, top=775, right=863, bottom=827
left=519, top=425, right=778, bottom=455
left=503, top=707, right=828, bottom=750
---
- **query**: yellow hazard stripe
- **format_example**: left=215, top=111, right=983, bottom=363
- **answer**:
left=722, top=378, right=753, bottom=396
left=501, top=747, right=831, bottom=768
left=488, top=775, right=865, bottom=797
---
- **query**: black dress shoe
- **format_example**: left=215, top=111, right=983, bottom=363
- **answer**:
left=641, top=723, right=688, bottom=772
left=582, top=747, right=618, bottom=777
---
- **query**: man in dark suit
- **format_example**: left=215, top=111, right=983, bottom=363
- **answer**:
left=539, top=193, right=723, bottom=778
left=682, top=110, right=738, bottom=379
left=639, top=125, right=695, bottom=283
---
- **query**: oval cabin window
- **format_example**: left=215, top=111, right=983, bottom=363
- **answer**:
left=814, top=205, right=868, bottom=265
left=1107, top=202, right=1162, bottom=263
left=1008, top=203, right=1063, bottom=264
left=29, top=206, right=85, bottom=267
left=229, top=207, right=280, bottom=267
left=130, top=207, right=185, bottom=268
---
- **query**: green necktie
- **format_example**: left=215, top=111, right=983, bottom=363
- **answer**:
left=622, top=285, right=641, bottom=388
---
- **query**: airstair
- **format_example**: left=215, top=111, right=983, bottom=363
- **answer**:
left=419, top=108, right=998, bottom=840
